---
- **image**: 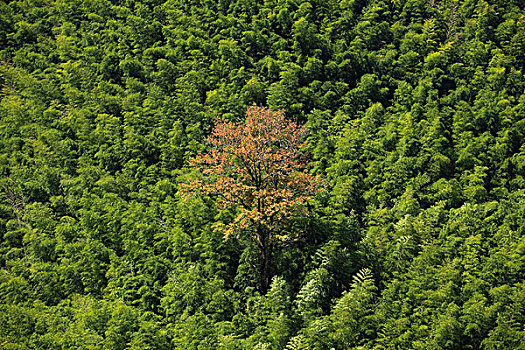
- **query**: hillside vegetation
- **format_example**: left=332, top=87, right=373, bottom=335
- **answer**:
left=0, top=0, right=524, bottom=348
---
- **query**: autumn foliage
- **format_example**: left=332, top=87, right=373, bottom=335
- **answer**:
left=186, top=105, right=324, bottom=289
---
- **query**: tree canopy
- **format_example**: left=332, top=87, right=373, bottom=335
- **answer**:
left=187, top=105, right=324, bottom=290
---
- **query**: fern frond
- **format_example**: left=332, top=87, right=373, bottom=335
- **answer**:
left=351, top=268, right=373, bottom=289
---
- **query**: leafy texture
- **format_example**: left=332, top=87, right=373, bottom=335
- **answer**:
left=0, top=0, right=524, bottom=348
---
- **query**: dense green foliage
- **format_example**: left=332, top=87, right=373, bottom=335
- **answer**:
left=0, top=0, right=524, bottom=348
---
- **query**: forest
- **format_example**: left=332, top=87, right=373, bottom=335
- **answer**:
left=0, top=0, right=524, bottom=348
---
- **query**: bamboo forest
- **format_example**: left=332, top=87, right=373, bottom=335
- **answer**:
left=0, top=0, right=524, bottom=348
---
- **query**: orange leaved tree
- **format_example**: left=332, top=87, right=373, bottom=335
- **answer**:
left=186, top=105, right=324, bottom=290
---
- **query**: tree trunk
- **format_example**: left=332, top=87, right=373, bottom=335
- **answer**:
left=265, top=236, right=273, bottom=291
left=256, top=225, right=272, bottom=293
